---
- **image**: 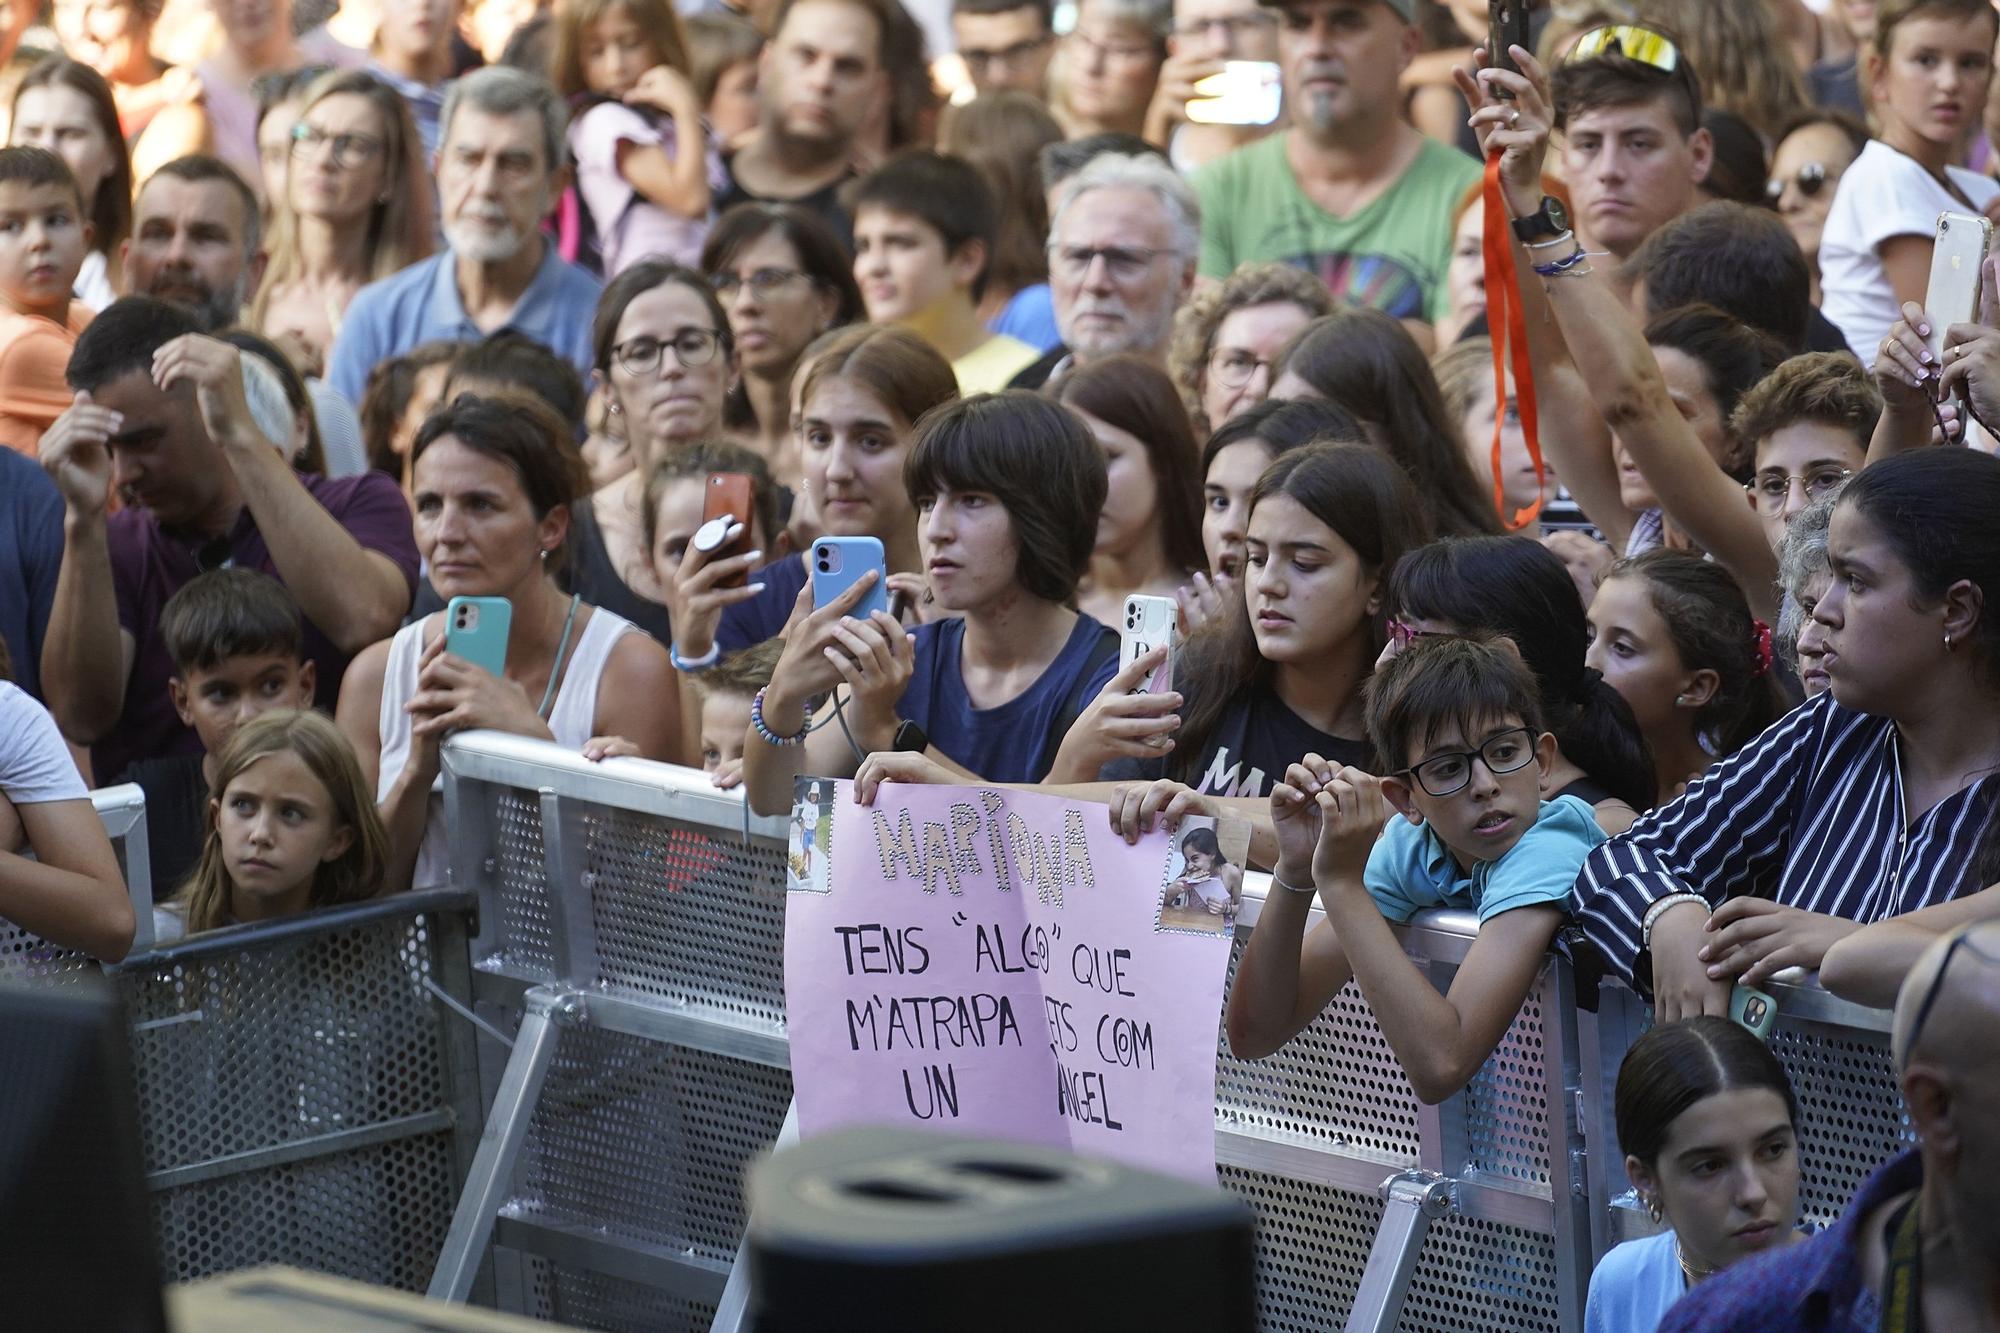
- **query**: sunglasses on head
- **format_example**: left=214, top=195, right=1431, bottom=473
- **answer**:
left=1565, top=24, right=1682, bottom=74
left=1766, top=162, right=1831, bottom=203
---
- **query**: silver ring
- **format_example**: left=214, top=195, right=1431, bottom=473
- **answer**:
left=1509, top=108, right=1521, bottom=127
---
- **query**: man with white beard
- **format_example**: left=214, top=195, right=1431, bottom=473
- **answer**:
left=326, top=67, right=601, bottom=407
left=1008, top=152, right=1199, bottom=390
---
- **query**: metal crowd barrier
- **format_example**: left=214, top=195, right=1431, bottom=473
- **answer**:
left=419, top=733, right=1911, bottom=1330
left=4, top=786, right=484, bottom=1295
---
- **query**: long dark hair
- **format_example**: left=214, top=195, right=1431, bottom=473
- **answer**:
left=12, top=57, right=130, bottom=260
left=1172, top=441, right=1428, bottom=779
left=1615, top=1016, right=1797, bottom=1168
left=1389, top=537, right=1657, bottom=810
left=1273, top=310, right=1502, bottom=539
left=1054, top=354, right=1205, bottom=577
left=1610, top=549, right=1787, bottom=757
left=1841, top=448, right=2000, bottom=881
left=1200, top=397, right=1366, bottom=475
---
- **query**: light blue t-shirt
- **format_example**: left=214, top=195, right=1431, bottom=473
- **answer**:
left=326, top=243, right=604, bottom=405
left=1586, top=1229, right=1683, bottom=1333
left=1362, top=794, right=1604, bottom=923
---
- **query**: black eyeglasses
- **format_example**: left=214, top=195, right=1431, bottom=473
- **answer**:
left=1900, top=928, right=2000, bottom=1066
left=610, top=328, right=726, bottom=376
left=960, top=34, right=1052, bottom=71
left=710, top=267, right=809, bottom=300
left=1766, top=162, right=1830, bottom=203
left=290, top=123, right=385, bottom=170
left=1400, top=726, right=1538, bottom=798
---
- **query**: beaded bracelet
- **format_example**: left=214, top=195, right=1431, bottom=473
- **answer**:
left=751, top=687, right=809, bottom=747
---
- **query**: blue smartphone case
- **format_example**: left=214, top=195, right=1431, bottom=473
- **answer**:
left=810, top=537, right=890, bottom=620
left=444, top=596, right=512, bottom=678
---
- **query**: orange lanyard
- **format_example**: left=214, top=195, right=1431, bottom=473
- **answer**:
left=1481, top=151, right=1547, bottom=530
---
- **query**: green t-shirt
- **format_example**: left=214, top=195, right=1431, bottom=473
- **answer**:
left=1194, top=132, right=1483, bottom=323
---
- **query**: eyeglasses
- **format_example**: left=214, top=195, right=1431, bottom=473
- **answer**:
left=1766, top=161, right=1831, bottom=203
left=1565, top=24, right=1682, bottom=74
left=960, top=34, right=1052, bottom=71
left=1745, top=467, right=1853, bottom=510
left=290, top=122, right=385, bottom=170
left=1171, top=11, right=1276, bottom=42
left=1069, top=28, right=1161, bottom=64
left=1900, top=927, right=2000, bottom=1068
left=1400, top=726, right=1538, bottom=799
left=610, top=328, right=726, bottom=376
left=1387, top=617, right=1446, bottom=649
left=1208, top=345, right=1275, bottom=389
left=710, top=267, right=809, bottom=300
left=1048, top=244, right=1173, bottom=283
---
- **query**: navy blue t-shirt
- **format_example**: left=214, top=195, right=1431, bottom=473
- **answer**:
left=900, top=614, right=1119, bottom=783
left=717, top=554, right=809, bottom=654
left=0, top=448, right=62, bottom=701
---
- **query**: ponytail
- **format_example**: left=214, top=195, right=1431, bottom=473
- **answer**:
left=1612, top=550, right=1789, bottom=757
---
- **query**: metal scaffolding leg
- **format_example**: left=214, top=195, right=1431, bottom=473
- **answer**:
left=428, top=986, right=585, bottom=1303
left=1342, top=1169, right=1458, bottom=1333
left=709, top=1099, right=801, bottom=1333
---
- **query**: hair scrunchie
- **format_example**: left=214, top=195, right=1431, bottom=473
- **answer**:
left=1751, top=619, right=1774, bottom=679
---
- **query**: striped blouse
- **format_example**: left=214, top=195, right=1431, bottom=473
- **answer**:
left=1571, top=691, right=2000, bottom=986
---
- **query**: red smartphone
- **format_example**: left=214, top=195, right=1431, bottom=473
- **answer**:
left=698, top=472, right=755, bottom=588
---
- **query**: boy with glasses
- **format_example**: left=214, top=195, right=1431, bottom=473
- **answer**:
left=1227, top=635, right=1602, bottom=1103
left=951, top=0, right=1056, bottom=98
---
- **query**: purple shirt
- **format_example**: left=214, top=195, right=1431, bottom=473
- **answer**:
left=99, top=470, right=418, bottom=779
left=1657, top=1149, right=1916, bottom=1333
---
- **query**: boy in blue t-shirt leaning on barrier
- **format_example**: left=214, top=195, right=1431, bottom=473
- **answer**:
left=1226, top=634, right=1605, bottom=1104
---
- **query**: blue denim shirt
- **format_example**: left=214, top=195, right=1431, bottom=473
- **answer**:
left=1658, top=1149, right=1917, bottom=1332
left=326, top=243, right=602, bottom=405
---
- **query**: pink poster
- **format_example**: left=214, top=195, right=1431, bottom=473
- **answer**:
left=783, top=779, right=1244, bottom=1183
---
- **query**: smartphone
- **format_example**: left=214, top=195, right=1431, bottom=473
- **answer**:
left=444, top=596, right=512, bottom=678
left=700, top=472, right=756, bottom=588
left=811, top=536, right=890, bottom=621
left=1488, top=0, right=1532, bottom=85
left=1729, top=984, right=1778, bottom=1041
left=1120, top=594, right=1178, bottom=697
left=1187, top=61, right=1281, bottom=127
left=1925, top=211, right=1992, bottom=362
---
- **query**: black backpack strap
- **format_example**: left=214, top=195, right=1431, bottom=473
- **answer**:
left=1038, top=625, right=1122, bottom=778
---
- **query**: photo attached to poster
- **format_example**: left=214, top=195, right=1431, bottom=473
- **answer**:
left=1154, top=817, right=1249, bottom=935
left=787, top=780, right=836, bottom=894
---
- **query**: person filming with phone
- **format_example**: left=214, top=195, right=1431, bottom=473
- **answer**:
left=1141, top=0, right=1282, bottom=170
left=336, top=394, right=680, bottom=894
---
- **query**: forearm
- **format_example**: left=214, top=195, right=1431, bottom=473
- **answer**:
left=376, top=766, right=437, bottom=896
left=1322, top=885, right=1480, bottom=1100
left=1224, top=867, right=1348, bottom=1058
left=223, top=438, right=408, bottom=649
left=0, top=849, right=134, bottom=960
left=1866, top=402, right=1935, bottom=464
left=43, top=513, right=125, bottom=742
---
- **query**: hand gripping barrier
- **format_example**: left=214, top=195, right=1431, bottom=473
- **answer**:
left=425, top=731, right=1911, bottom=1331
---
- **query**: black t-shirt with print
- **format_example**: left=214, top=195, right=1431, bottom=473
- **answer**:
left=1102, top=685, right=1370, bottom=798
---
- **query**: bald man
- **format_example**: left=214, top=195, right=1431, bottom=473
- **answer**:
left=1659, top=921, right=2000, bottom=1331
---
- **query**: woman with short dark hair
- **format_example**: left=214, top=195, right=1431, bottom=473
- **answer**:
left=742, top=391, right=1120, bottom=814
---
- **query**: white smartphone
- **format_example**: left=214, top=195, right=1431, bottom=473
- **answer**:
left=1925, top=210, right=1992, bottom=362
left=1120, top=594, right=1178, bottom=698
left=1186, top=61, right=1281, bottom=127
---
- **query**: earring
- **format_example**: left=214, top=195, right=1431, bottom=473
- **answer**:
left=540, top=548, right=551, bottom=564
left=1675, top=693, right=1691, bottom=706
left=1644, top=1194, right=1663, bottom=1224
left=607, top=400, right=622, bottom=416
left=1945, top=632, right=1956, bottom=652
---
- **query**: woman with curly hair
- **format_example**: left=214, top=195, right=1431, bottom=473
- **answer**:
left=1169, top=262, right=1332, bottom=437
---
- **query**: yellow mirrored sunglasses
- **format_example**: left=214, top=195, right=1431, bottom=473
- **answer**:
left=1565, top=24, right=1681, bottom=73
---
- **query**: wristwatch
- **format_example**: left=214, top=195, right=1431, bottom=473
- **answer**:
left=893, top=720, right=928, bottom=754
left=1511, top=195, right=1571, bottom=244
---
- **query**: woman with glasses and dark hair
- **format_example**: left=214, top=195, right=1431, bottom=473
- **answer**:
left=700, top=203, right=863, bottom=476
left=250, top=69, right=435, bottom=378
left=1767, top=109, right=1867, bottom=307
left=337, top=392, right=681, bottom=892
left=572, top=260, right=740, bottom=644
left=1168, top=262, right=1333, bottom=438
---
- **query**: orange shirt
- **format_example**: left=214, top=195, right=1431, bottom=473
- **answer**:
left=0, top=300, right=91, bottom=457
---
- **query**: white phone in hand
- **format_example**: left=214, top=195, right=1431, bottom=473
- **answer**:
left=1925, top=210, right=1992, bottom=362
left=1120, top=594, right=1178, bottom=697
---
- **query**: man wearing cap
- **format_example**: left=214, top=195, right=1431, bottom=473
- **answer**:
left=1191, top=0, right=1479, bottom=336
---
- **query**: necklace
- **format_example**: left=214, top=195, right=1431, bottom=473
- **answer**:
left=1675, top=1237, right=1718, bottom=1287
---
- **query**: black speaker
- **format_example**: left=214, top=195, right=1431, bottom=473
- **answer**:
left=745, top=1128, right=1257, bottom=1333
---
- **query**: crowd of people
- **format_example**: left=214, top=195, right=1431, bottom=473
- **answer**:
left=3, top=0, right=2000, bottom=1324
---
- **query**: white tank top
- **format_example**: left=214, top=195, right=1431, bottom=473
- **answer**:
left=377, top=603, right=641, bottom=889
